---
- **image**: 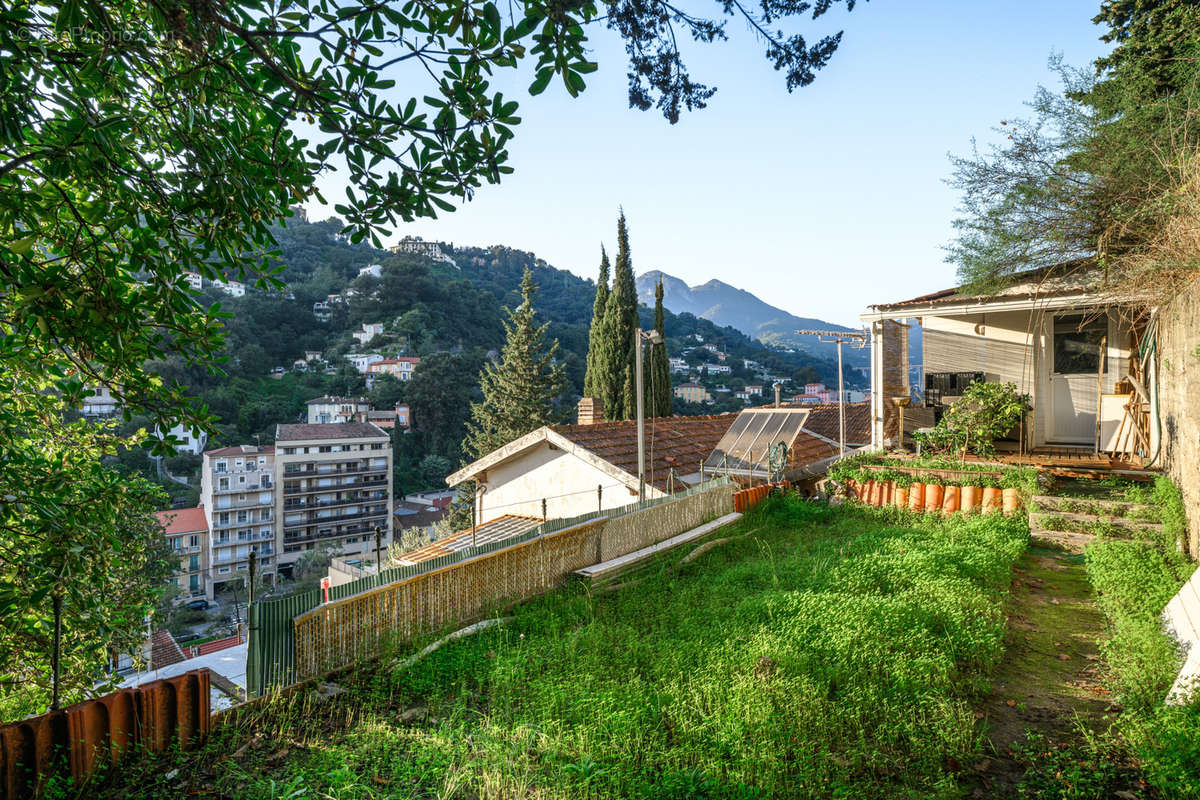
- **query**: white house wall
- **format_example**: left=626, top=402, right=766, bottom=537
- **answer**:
left=477, top=442, right=646, bottom=523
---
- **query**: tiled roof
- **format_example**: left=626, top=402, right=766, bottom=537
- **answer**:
left=393, top=515, right=542, bottom=565
left=553, top=414, right=738, bottom=493
left=154, top=507, right=208, bottom=535
left=149, top=630, right=186, bottom=670
left=275, top=421, right=388, bottom=441
left=205, top=444, right=274, bottom=457
left=792, top=402, right=872, bottom=446
left=788, top=431, right=841, bottom=468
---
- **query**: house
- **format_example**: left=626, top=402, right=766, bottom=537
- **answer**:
left=743, top=359, right=761, bottom=370
left=183, top=272, right=203, bottom=292
left=304, top=350, right=323, bottom=363
left=389, top=236, right=457, bottom=267
left=445, top=400, right=738, bottom=522
left=345, top=352, right=385, bottom=373
left=358, top=263, right=383, bottom=279
left=674, top=382, right=712, bottom=404
left=668, top=357, right=689, bottom=373
left=156, top=422, right=208, bottom=456
left=353, top=322, right=386, bottom=345
left=366, top=402, right=413, bottom=431
left=306, top=396, right=370, bottom=424
left=367, top=356, right=420, bottom=382
left=154, top=507, right=210, bottom=600
left=744, top=384, right=764, bottom=397
left=211, top=278, right=245, bottom=297
left=861, top=263, right=1154, bottom=454
left=734, top=391, right=753, bottom=402
left=312, top=301, right=332, bottom=322
left=704, top=364, right=732, bottom=376
left=80, top=383, right=120, bottom=417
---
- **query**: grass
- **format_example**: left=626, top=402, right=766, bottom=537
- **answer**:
left=85, top=497, right=1028, bottom=800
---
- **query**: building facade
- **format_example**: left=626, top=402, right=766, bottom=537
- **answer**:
left=306, top=396, right=370, bottom=424
left=274, top=422, right=393, bottom=577
left=154, top=507, right=210, bottom=600
left=199, top=445, right=277, bottom=594
left=674, top=382, right=712, bottom=404
left=367, top=357, right=420, bottom=381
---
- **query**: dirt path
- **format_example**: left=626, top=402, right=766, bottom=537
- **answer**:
left=968, top=544, right=1113, bottom=796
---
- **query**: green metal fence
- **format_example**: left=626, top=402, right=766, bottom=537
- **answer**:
left=245, top=477, right=732, bottom=695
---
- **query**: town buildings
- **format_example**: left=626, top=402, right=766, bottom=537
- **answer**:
left=366, top=357, right=420, bottom=382
left=674, top=382, right=712, bottom=404
left=389, top=236, right=456, bottom=266
left=199, top=445, right=277, bottom=595
left=275, top=422, right=393, bottom=577
left=154, top=507, right=210, bottom=600
left=353, top=322, right=385, bottom=345
left=306, top=396, right=370, bottom=424
left=346, top=352, right=385, bottom=373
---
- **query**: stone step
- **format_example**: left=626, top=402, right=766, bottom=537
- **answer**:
left=1028, top=510, right=1163, bottom=532
left=1030, top=494, right=1158, bottom=516
left=1030, top=529, right=1094, bottom=553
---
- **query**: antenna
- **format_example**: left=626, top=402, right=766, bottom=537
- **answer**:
left=794, top=329, right=870, bottom=455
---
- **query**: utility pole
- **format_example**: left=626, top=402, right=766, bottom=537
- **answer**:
left=635, top=328, right=664, bottom=501
left=794, top=329, right=869, bottom=456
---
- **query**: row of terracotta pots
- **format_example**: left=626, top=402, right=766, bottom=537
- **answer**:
left=844, top=479, right=1022, bottom=516
left=733, top=482, right=787, bottom=513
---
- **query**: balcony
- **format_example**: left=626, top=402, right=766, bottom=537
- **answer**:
left=281, top=506, right=388, bottom=529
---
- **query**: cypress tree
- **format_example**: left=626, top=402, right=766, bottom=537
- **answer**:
left=464, top=267, right=565, bottom=459
left=582, top=246, right=611, bottom=399
left=650, top=279, right=672, bottom=417
left=602, top=211, right=638, bottom=419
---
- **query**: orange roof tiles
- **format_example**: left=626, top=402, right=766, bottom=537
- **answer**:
left=154, top=507, right=208, bottom=535
left=553, top=414, right=738, bottom=492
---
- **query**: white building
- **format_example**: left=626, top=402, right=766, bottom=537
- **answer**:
left=183, top=272, right=203, bottom=292
left=358, top=263, right=383, bottom=279
left=389, top=236, right=457, bottom=267
left=345, top=353, right=385, bottom=373
left=157, top=422, right=209, bottom=455
left=668, top=357, right=689, bottom=373
left=211, top=278, right=245, bottom=297
left=200, top=445, right=277, bottom=594
left=81, top=384, right=120, bottom=417
left=353, top=322, right=385, bottom=345
left=306, top=395, right=370, bottom=424
left=313, top=301, right=332, bottom=322
left=704, top=364, right=732, bottom=376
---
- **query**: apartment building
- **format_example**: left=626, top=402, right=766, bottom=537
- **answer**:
left=674, top=382, right=712, bottom=404
left=154, top=507, right=210, bottom=600
left=274, top=422, right=393, bottom=578
left=366, top=357, right=420, bottom=381
left=200, top=445, right=277, bottom=594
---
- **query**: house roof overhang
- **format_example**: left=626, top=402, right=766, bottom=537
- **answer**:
left=444, top=427, right=644, bottom=495
left=860, top=290, right=1144, bottom=322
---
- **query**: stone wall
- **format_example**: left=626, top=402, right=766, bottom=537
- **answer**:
left=1158, top=276, right=1200, bottom=557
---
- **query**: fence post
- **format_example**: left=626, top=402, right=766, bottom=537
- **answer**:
left=542, top=498, right=547, bottom=521
left=597, top=484, right=603, bottom=513
left=248, top=550, right=257, bottom=605
left=374, top=525, right=382, bottom=569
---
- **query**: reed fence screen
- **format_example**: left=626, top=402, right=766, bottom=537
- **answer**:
left=247, top=478, right=733, bottom=695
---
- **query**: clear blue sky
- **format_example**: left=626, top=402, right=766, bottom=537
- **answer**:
left=303, top=1, right=1112, bottom=327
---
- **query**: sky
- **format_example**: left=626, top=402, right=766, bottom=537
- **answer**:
left=302, top=1, right=1113, bottom=327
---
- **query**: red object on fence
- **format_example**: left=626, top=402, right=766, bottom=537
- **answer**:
left=0, top=670, right=211, bottom=800
left=321, top=577, right=331, bottom=604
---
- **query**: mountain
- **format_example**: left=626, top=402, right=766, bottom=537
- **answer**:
left=636, top=270, right=922, bottom=367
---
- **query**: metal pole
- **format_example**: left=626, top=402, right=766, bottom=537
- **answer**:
left=248, top=550, right=257, bottom=605
left=636, top=329, right=646, bottom=502
left=471, top=502, right=477, bottom=547
left=373, top=525, right=382, bottom=568
left=597, top=484, right=602, bottom=513
left=837, top=339, right=846, bottom=456
left=541, top=498, right=547, bottom=521
left=50, top=592, right=62, bottom=711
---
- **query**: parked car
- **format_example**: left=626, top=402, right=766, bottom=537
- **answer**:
left=175, top=632, right=201, bottom=644
left=184, top=599, right=210, bottom=611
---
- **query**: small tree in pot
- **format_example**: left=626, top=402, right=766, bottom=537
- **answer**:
left=915, top=381, right=1032, bottom=459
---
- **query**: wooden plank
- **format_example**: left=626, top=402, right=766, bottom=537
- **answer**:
left=575, top=513, right=744, bottom=580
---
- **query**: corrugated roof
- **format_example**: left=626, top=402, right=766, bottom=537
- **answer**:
left=394, top=515, right=542, bottom=565
left=154, top=507, right=208, bottom=535
left=553, top=414, right=737, bottom=493
left=869, top=262, right=1112, bottom=312
left=275, top=421, right=388, bottom=441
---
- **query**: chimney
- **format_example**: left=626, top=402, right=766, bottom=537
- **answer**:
left=774, top=383, right=782, bottom=408
left=577, top=397, right=604, bottom=425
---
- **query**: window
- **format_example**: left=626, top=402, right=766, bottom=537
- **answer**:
left=189, top=574, right=200, bottom=593
left=218, top=512, right=229, bottom=525
left=283, top=447, right=296, bottom=455
left=215, top=461, right=227, bottom=473
left=188, top=554, right=199, bottom=571
left=218, top=477, right=229, bottom=491
left=218, top=566, right=232, bottom=575
left=1053, top=315, right=1107, bottom=374
left=319, top=446, right=331, bottom=453
left=237, top=511, right=248, bottom=523
left=239, top=475, right=246, bottom=485
left=189, top=534, right=199, bottom=548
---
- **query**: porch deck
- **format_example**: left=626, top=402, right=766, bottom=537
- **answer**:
left=969, top=444, right=1156, bottom=479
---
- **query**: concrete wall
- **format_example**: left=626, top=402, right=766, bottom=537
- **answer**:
left=1157, top=277, right=1200, bottom=557
left=478, top=442, right=653, bottom=523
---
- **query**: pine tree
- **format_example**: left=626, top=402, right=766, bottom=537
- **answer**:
left=601, top=211, right=638, bottom=419
left=582, top=246, right=611, bottom=399
left=464, top=268, right=565, bottom=459
left=650, top=279, right=672, bottom=417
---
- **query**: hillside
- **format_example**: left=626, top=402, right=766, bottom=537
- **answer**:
left=637, top=270, right=923, bottom=366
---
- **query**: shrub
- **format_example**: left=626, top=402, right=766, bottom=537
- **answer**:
left=913, top=381, right=1031, bottom=458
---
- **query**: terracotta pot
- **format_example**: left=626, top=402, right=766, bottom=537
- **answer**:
left=869, top=480, right=882, bottom=506
left=1002, top=488, right=1022, bottom=516
left=908, top=482, right=925, bottom=512
left=981, top=487, right=1001, bottom=514
left=961, top=486, right=981, bottom=514
left=924, top=483, right=944, bottom=513
left=942, top=485, right=961, bottom=515
left=895, top=487, right=909, bottom=508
